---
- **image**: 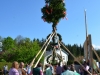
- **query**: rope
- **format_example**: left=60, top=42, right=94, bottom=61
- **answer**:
left=34, top=32, right=55, bottom=68
left=59, top=41, right=92, bottom=75
left=29, top=32, right=54, bottom=67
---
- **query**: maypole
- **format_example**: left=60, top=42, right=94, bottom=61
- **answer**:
left=41, top=0, right=67, bottom=64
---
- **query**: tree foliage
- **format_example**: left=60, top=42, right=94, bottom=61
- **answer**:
left=0, top=36, right=43, bottom=63
left=1, top=35, right=100, bottom=63
left=2, top=37, right=15, bottom=51
left=41, top=0, right=66, bottom=27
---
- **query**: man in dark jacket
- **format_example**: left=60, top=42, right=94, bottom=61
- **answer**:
left=33, top=63, right=43, bottom=75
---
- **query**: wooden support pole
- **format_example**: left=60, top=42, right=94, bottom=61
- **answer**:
left=92, top=47, right=100, bottom=62
left=60, top=41, right=92, bottom=75
left=84, top=10, right=88, bottom=62
left=92, top=47, right=100, bottom=74
left=58, top=41, right=63, bottom=64
left=88, top=35, right=93, bottom=74
left=34, top=32, right=55, bottom=68
left=29, top=32, right=54, bottom=67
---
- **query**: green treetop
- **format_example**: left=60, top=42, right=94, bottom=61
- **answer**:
left=41, top=0, right=66, bottom=31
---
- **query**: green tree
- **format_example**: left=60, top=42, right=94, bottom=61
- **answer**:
left=71, top=44, right=77, bottom=56
left=41, top=0, right=66, bottom=31
left=2, top=37, right=15, bottom=51
left=39, top=38, right=45, bottom=47
left=1, top=39, right=44, bottom=63
left=15, top=35, right=24, bottom=44
left=76, top=44, right=81, bottom=56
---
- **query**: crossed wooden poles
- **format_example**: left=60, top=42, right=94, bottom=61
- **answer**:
left=28, top=10, right=100, bottom=75
left=29, top=31, right=92, bottom=75
left=84, top=10, right=100, bottom=75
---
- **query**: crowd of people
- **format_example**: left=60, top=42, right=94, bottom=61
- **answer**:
left=0, top=61, right=98, bottom=75
left=0, top=62, right=31, bottom=75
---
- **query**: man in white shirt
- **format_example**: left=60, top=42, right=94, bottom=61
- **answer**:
left=3, top=64, right=8, bottom=75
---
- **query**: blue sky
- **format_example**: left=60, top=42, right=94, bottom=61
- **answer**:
left=0, top=0, right=100, bottom=48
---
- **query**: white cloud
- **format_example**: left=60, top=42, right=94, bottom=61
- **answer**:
left=92, top=44, right=100, bottom=50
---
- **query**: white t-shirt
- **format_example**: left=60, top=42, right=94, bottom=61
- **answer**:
left=3, top=65, right=8, bottom=70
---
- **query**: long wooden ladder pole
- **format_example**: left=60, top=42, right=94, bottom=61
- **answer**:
left=34, top=32, right=55, bottom=68
left=59, top=41, right=92, bottom=75
left=84, top=9, right=88, bottom=62
left=88, top=35, right=94, bottom=74
left=30, top=32, right=54, bottom=67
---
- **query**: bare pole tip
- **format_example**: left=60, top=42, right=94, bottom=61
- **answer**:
left=84, top=9, right=87, bottom=11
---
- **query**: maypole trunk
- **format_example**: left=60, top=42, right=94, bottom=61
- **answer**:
left=52, top=24, right=57, bottom=65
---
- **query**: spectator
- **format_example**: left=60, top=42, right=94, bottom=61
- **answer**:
left=61, top=65, right=75, bottom=75
left=70, top=64, right=76, bottom=72
left=45, top=64, right=52, bottom=75
left=25, top=64, right=31, bottom=75
left=83, top=61, right=90, bottom=75
left=18, top=62, right=27, bottom=75
left=9, top=61, right=19, bottom=75
left=33, top=63, right=43, bottom=75
left=56, top=63, right=62, bottom=75
left=3, top=64, right=8, bottom=75
left=0, top=68, right=3, bottom=75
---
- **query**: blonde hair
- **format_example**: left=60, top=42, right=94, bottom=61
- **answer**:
left=12, top=61, right=19, bottom=69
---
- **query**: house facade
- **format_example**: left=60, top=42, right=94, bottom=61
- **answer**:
left=44, top=49, right=68, bottom=66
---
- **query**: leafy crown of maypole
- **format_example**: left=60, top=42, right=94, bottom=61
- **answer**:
left=41, top=0, right=66, bottom=28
